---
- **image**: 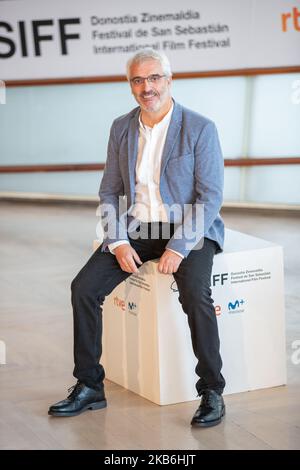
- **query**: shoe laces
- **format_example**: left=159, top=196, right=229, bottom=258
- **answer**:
left=67, top=380, right=81, bottom=398
left=201, top=391, right=215, bottom=408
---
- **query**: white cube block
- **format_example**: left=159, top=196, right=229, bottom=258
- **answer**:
left=94, top=229, right=286, bottom=405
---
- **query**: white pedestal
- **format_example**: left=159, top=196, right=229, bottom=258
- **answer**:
left=94, top=229, right=286, bottom=405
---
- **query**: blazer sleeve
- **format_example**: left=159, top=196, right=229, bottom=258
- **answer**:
left=166, top=121, right=224, bottom=257
left=98, top=122, right=129, bottom=251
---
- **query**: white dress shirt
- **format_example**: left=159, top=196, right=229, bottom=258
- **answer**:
left=108, top=103, right=183, bottom=259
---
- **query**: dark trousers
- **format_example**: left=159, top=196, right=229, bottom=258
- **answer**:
left=71, top=223, right=225, bottom=395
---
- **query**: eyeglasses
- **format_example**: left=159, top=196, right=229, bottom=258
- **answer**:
left=130, top=74, right=166, bottom=86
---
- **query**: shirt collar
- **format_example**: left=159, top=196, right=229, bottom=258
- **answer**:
left=139, top=101, right=174, bottom=132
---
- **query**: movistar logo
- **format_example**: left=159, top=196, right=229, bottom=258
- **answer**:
left=128, top=301, right=137, bottom=311
left=228, top=299, right=245, bottom=311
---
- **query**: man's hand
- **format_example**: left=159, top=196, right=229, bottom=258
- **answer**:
left=158, top=250, right=183, bottom=274
left=114, top=244, right=142, bottom=273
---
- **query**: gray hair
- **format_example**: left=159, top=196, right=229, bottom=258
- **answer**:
left=126, top=49, right=172, bottom=80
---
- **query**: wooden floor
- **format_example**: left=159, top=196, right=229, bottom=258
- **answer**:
left=0, top=201, right=299, bottom=450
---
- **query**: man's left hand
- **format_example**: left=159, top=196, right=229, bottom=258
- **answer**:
left=158, top=250, right=183, bottom=274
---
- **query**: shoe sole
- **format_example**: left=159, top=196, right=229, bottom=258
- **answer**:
left=48, top=399, right=107, bottom=417
left=191, top=407, right=225, bottom=428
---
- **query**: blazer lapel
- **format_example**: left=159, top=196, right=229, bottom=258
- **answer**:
left=160, top=101, right=182, bottom=178
left=126, top=101, right=182, bottom=202
left=127, top=110, right=140, bottom=204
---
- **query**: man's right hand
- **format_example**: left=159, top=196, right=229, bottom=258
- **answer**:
left=114, top=244, right=142, bottom=273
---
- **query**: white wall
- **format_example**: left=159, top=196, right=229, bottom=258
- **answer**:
left=0, top=73, right=299, bottom=204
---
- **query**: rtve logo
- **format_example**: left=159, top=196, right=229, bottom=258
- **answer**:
left=113, top=296, right=137, bottom=313
left=214, top=305, right=221, bottom=316
left=0, top=18, right=81, bottom=58
left=113, top=296, right=125, bottom=311
left=281, top=6, right=300, bottom=31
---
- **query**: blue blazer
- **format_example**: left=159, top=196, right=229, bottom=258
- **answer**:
left=99, top=100, right=224, bottom=258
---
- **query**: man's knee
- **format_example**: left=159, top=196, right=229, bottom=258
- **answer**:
left=70, top=274, right=79, bottom=296
left=70, top=270, right=93, bottom=302
left=71, top=273, right=82, bottom=301
left=71, top=267, right=108, bottom=307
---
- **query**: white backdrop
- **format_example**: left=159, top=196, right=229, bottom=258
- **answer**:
left=0, top=0, right=299, bottom=80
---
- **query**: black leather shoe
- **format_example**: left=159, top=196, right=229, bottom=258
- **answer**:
left=48, top=381, right=107, bottom=417
left=191, top=390, right=225, bottom=428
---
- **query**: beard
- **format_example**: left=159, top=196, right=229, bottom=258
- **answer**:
left=136, top=86, right=170, bottom=113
